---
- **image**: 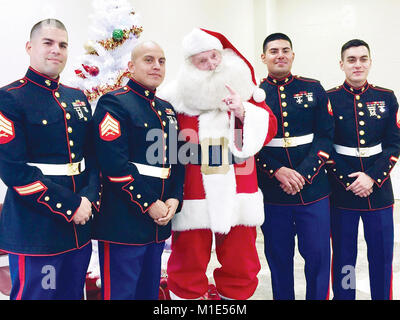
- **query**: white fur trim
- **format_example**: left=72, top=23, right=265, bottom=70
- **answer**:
left=182, top=28, right=223, bottom=59
left=253, top=87, right=266, bottom=103
left=172, top=189, right=265, bottom=234
left=229, top=102, right=269, bottom=158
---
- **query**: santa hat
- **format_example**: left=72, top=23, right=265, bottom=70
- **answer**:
left=182, top=28, right=266, bottom=103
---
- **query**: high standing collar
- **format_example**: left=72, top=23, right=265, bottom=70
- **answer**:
left=25, top=67, right=60, bottom=91
left=343, top=80, right=369, bottom=95
left=267, top=73, right=294, bottom=86
left=126, top=78, right=156, bottom=100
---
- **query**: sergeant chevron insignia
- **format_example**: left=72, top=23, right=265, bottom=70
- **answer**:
left=0, top=112, right=15, bottom=144
left=99, top=112, right=121, bottom=141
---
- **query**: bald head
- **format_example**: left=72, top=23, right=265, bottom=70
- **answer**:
left=131, top=41, right=163, bottom=61
left=128, top=41, right=166, bottom=90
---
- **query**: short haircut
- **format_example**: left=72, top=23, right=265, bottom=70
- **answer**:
left=341, top=39, right=370, bottom=60
left=30, top=19, right=67, bottom=40
left=262, top=33, right=293, bottom=53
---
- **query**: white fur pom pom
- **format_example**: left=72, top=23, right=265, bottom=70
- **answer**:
left=253, top=87, right=266, bottom=103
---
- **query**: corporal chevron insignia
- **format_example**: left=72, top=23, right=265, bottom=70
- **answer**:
left=99, top=112, right=121, bottom=141
left=0, top=112, right=15, bottom=144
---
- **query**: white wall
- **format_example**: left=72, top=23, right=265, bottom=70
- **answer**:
left=0, top=0, right=398, bottom=199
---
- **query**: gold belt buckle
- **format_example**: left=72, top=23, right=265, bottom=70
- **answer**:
left=67, top=162, right=81, bottom=176
left=200, top=137, right=229, bottom=175
left=358, top=148, right=369, bottom=157
left=160, top=167, right=171, bottom=179
left=283, top=137, right=295, bottom=148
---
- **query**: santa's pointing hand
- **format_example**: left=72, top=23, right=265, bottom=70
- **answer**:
left=223, top=83, right=245, bottom=122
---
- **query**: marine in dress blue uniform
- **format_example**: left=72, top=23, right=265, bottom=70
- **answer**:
left=0, top=20, right=100, bottom=300
left=92, top=42, right=184, bottom=300
left=256, top=33, right=334, bottom=300
left=327, top=39, right=400, bottom=300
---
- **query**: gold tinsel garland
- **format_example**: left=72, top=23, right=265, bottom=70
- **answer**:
left=97, top=25, right=143, bottom=52
left=85, top=70, right=132, bottom=102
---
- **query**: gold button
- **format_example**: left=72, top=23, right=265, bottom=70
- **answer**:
left=283, top=112, right=288, bottom=117
left=137, top=194, right=142, bottom=199
left=19, top=80, right=25, bottom=83
left=318, top=160, right=322, bottom=164
left=66, top=210, right=72, bottom=216
left=304, top=104, right=309, bottom=108
left=61, top=102, right=67, bottom=108
left=377, top=179, right=382, bottom=183
left=71, top=153, right=76, bottom=159
left=42, top=120, right=48, bottom=125
left=263, top=164, right=267, bottom=168
left=359, top=111, right=364, bottom=116
left=144, top=203, right=148, bottom=207
left=145, top=90, right=150, bottom=97
left=164, top=157, right=167, bottom=162
left=68, top=127, right=73, bottom=133
left=360, top=139, right=366, bottom=145
left=144, top=123, right=148, bottom=128
left=269, top=170, right=274, bottom=174
left=44, top=196, right=50, bottom=202
left=66, top=113, right=71, bottom=120
left=69, top=140, right=74, bottom=147
left=56, top=203, right=62, bottom=209
left=359, top=121, right=365, bottom=126
left=129, top=186, right=134, bottom=190
left=123, top=87, right=128, bottom=90
left=346, top=182, right=350, bottom=187
left=308, top=175, right=311, bottom=179
left=384, top=172, right=387, bottom=176
left=281, top=94, right=286, bottom=99
left=282, top=102, right=287, bottom=107
left=162, top=121, right=166, bottom=126
left=152, top=102, right=156, bottom=107
left=355, top=95, right=360, bottom=100
left=279, top=86, right=285, bottom=91
left=284, top=132, right=290, bottom=137
left=358, top=103, right=363, bottom=108
left=55, top=92, right=60, bottom=98
left=333, top=168, right=337, bottom=172
left=339, top=175, right=343, bottom=179
left=359, top=130, right=365, bottom=136
left=339, top=116, right=343, bottom=120
left=164, top=133, right=168, bottom=138
left=84, top=117, right=87, bottom=121
left=313, top=168, right=317, bottom=172
left=164, top=145, right=168, bottom=151
left=283, top=122, right=289, bottom=127
left=45, top=80, right=51, bottom=86
left=377, top=115, right=381, bottom=119
left=158, top=111, right=162, bottom=116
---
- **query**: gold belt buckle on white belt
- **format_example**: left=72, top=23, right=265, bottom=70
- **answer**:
left=358, top=148, right=370, bottom=157
left=160, top=167, right=171, bottom=179
left=67, top=162, right=81, bottom=176
left=283, top=137, right=295, bottom=148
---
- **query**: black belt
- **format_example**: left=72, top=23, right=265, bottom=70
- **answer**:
left=182, top=142, right=247, bottom=166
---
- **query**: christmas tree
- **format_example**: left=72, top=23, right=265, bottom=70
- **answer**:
left=67, top=0, right=143, bottom=107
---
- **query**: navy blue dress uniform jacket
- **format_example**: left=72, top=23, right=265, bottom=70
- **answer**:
left=257, top=74, right=334, bottom=205
left=92, top=78, right=184, bottom=245
left=327, top=81, right=400, bottom=210
left=0, top=67, right=101, bottom=255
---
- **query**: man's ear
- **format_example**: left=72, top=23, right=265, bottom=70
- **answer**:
left=25, top=41, right=32, bottom=55
left=128, top=60, right=135, bottom=74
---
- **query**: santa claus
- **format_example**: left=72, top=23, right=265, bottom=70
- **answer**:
left=159, top=28, right=277, bottom=300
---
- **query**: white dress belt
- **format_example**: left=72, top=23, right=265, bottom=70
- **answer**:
left=130, top=162, right=171, bottom=179
left=27, top=158, right=86, bottom=176
left=266, top=134, right=314, bottom=148
left=333, top=143, right=382, bottom=157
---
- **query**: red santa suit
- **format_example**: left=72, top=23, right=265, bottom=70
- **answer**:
left=160, top=28, right=277, bottom=300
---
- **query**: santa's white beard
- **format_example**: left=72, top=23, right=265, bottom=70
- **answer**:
left=175, top=49, right=255, bottom=114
